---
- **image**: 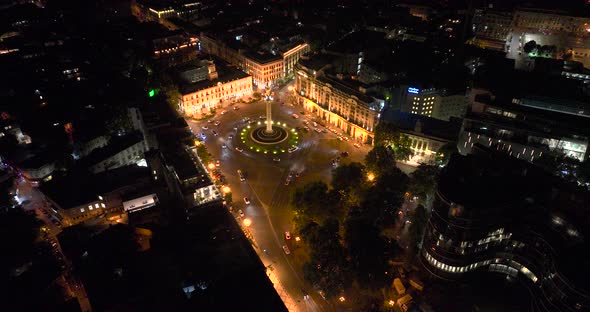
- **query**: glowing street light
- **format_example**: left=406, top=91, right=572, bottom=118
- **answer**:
left=338, top=296, right=346, bottom=302
left=287, top=86, right=294, bottom=92
left=222, top=186, right=231, bottom=194
left=243, top=218, right=252, bottom=227
left=388, top=300, right=395, bottom=306
left=208, top=163, right=215, bottom=170
left=367, top=173, right=375, bottom=182
left=295, top=236, right=301, bottom=242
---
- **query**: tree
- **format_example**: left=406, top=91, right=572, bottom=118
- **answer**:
left=435, top=142, right=458, bottom=166
left=406, top=204, right=428, bottom=263
left=523, top=40, right=537, bottom=54
left=345, top=207, right=391, bottom=289
left=409, top=164, right=440, bottom=206
left=374, top=122, right=400, bottom=145
left=292, top=181, right=338, bottom=221
left=391, top=134, right=413, bottom=161
left=361, top=168, right=409, bottom=227
left=331, top=162, right=365, bottom=192
left=365, top=144, right=396, bottom=175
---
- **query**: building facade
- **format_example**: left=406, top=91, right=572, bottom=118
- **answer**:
left=421, top=150, right=590, bottom=312
left=200, top=32, right=308, bottom=87
left=180, top=75, right=252, bottom=118
left=295, top=61, right=381, bottom=144
left=403, top=87, right=468, bottom=121
left=471, top=9, right=514, bottom=51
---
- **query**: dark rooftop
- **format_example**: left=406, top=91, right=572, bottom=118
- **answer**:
left=382, top=110, right=461, bottom=141
left=80, top=132, right=143, bottom=167
left=317, top=75, right=375, bottom=104
left=40, top=165, right=151, bottom=209
left=243, top=50, right=282, bottom=64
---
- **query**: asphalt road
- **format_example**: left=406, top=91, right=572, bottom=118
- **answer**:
left=187, top=84, right=371, bottom=311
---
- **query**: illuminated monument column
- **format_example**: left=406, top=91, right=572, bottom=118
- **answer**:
left=266, top=100, right=273, bottom=133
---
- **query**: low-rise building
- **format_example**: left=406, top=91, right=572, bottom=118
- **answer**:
left=40, top=166, right=153, bottom=226
left=81, top=132, right=146, bottom=174
left=382, top=111, right=461, bottom=165
left=178, top=59, right=253, bottom=118
left=16, top=154, right=56, bottom=186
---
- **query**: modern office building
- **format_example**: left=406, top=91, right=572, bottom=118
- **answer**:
left=421, top=147, right=590, bottom=312
left=294, top=57, right=382, bottom=144
left=401, top=86, right=469, bottom=121
left=459, top=94, right=589, bottom=162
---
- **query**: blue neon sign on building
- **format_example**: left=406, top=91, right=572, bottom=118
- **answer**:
left=408, top=87, right=420, bottom=94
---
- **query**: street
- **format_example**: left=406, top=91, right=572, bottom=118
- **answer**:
left=187, top=84, right=371, bottom=311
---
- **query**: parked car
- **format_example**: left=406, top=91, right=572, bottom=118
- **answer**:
left=220, top=110, right=227, bottom=115
left=212, top=130, right=218, bottom=136
left=353, top=143, right=360, bottom=148
left=234, top=106, right=240, bottom=110
left=239, top=209, right=244, bottom=217
left=273, top=157, right=280, bottom=162
left=235, top=147, right=244, bottom=153
left=285, top=231, right=291, bottom=240
left=243, top=197, right=250, bottom=205
left=214, top=121, right=221, bottom=126
left=202, top=126, right=209, bottom=130
left=282, top=245, right=291, bottom=255
left=288, top=146, right=298, bottom=153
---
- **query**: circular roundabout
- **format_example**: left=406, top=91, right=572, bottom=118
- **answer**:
left=237, top=120, right=299, bottom=155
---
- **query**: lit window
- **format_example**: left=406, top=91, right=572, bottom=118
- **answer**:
left=80, top=208, right=85, bottom=212
left=101, top=203, right=105, bottom=208
left=95, top=203, right=99, bottom=208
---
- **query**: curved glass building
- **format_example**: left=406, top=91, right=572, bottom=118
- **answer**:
left=421, top=147, right=590, bottom=311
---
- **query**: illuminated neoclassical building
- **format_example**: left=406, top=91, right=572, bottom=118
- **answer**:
left=178, top=60, right=253, bottom=117
left=294, top=58, right=382, bottom=144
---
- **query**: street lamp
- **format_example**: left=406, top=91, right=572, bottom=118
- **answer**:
left=208, top=163, right=215, bottom=170
left=388, top=300, right=395, bottom=306
left=338, top=296, right=346, bottom=302
left=243, top=218, right=252, bottom=227
left=367, top=173, right=375, bottom=182
left=222, top=186, right=231, bottom=194
left=295, top=236, right=301, bottom=242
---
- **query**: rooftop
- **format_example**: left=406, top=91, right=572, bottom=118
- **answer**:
left=243, top=50, right=282, bottom=64
left=40, top=165, right=151, bottom=209
left=80, top=132, right=143, bottom=167
left=381, top=110, right=461, bottom=141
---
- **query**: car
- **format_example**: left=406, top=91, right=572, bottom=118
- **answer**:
left=222, top=144, right=227, bottom=149
left=238, top=169, right=245, bottom=181
left=273, top=157, right=280, bottom=162
left=302, top=289, right=310, bottom=300
left=207, top=119, right=213, bottom=123
left=299, top=111, right=305, bottom=115
left=285, top=231, right=291, bottom=240
left=353, top=143, right=360, bottom=148
left=315, top=128, right=322, bottom=133
left=282, top=245, right=291, bottom=255
left=243, top=117, right=250, bottom=122
left=285, top=179, right=290, bottom=186
left=212, top=130, right=218, bottom=136
left=220, top=110, right=227, bottom=115
left=288, top=171, right=293, bottom=179
left=216, top=160, right=220, bottom=167
left=202, top=126, right=209, bottom=130
left=243, top=197, right=250, bottom=205
left=214, top=121, right=221, bottom=126
left=292, top=114, right=299, bottom=119
left=341, top=151, right=349, bottom=157
left=343, top=136, right=350, bottom=141
left=288, top=146, right=298, bottom=153
left=337, top=136, right=343, bottom=141
left=313, top=122, right=317, bottom=127
left=235, top=147, right=244, bottom=153
left=303, top=121, right=309, bottom=125
left=303, top=126, right=309, bottom=132
left=295, top=171, right=300, bottom=178
left=233, top=106, right=240, bottom=110
left=228, top=134, right=234, bottom=139
left=259, top=116, right=265, bottom=120
left=238, top=209, right=244, bottom=217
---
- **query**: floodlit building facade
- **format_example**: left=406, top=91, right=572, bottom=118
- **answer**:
left=295, top=59, right=382, bottom=144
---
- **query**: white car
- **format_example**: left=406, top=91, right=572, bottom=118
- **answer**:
left=214, top=121, right=221, bottom=126
left=285, top=231, right=291, bottom=240
left=215, top=160, right=220, bottom=167
left=233, top=106, right=240, bottom=110
left=285, top=179, right=290, bottom=186
left=288, top=146, right=298, bottom=153
left=220, top=110, right=227, bottom=115
left=243, top=197, right=250, bottom=205
left=273, top=157, right=280, bottom=162
left=222, top=144, right=227, bottom=149
left=239, top=209, right=244, bottom=217
left=202, top=126, right=209, bottom=130
left=235, top=147, right=244, bottom=153
left=282, top=245, right=291, bottom=255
